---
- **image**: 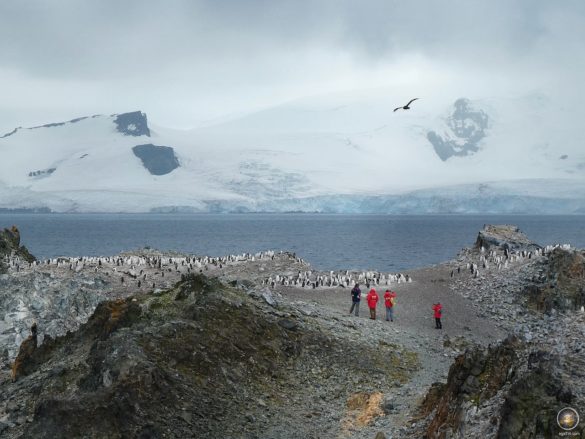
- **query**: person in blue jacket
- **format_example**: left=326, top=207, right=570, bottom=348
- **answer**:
left=349, top=283, right=361, bottom=316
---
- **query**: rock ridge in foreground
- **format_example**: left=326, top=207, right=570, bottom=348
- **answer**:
left=1, top=274, right=418, bottom=438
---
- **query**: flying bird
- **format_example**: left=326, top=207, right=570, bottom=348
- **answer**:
left=393, top=98, right=419, bottom=112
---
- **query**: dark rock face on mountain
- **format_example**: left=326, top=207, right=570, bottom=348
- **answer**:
left=133, top=144, right=180, bottom=175
left=1, top=116, right=97, bottom=139
left=1, top=274, right=416, bottom=438
left=475, top=224, right=539, bottom=251
left=28, top=168, right=56, bottom=179
left=114, top=111, right=150, bottom=137
left=427, top=98, right=489, bottom=161
left=0, top=127, right=19, bottom=138
left=0, top=226, right=35, bottom=273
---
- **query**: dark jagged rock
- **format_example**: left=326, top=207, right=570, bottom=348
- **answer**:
left=28, top=168, right=56, bottom=178
left=427, top=98, right=489, bottom=161
left=0, top=226, right=36, bottom=272
left=474, top=224, right=540, bottom=251
left=11, top=323, right=37, bottom=382
left=497, top=351, right=566, bottom=438
left=415, top=333, right=585, bottom=438
left=114, top=111, right=150, bottom=137
left=419, top=336, right=519, bottom=438
left=133, top=144, right=180, bottom=175
left=0, top=127, right=19, bottom=138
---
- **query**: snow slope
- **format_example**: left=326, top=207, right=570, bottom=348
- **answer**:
left=0, top=90, right=583, bottom=213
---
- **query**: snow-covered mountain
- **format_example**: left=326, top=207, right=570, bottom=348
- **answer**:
left=0, top=90, right=584, bottom=213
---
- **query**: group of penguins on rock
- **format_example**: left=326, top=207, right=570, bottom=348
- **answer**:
left=450, top=243, right=572, bottom=279
left=261, top=270, right=412, bottom=289
left=3, top=250, right=295, bottom=291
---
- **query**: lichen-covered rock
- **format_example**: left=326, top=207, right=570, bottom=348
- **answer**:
left=497, top=351, right=569, bottom=438
left=419, top=336, right=519, bottom=438
left=414, top=330, right=585, bottom=439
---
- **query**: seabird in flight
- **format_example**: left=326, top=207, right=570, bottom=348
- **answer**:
left=394, top=98, right=419, bottom=112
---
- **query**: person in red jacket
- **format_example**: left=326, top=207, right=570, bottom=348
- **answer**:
left=433, top=302, right=443, bottom=329
left=384, top=290, right=396, bottom=322
left=366, top=288, right=379, bottom=320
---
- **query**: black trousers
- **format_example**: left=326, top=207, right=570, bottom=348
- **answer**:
left=435, top=317, right=442, bottom=329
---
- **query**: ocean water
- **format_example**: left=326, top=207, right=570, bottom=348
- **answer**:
left=1, top=214, right=583, bottom=272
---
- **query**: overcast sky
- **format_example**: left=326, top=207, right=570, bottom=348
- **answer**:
left=0, top=0, right=584, bottom=133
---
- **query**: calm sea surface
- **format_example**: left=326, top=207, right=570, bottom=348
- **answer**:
left=1, top=214, right=583, bottom=272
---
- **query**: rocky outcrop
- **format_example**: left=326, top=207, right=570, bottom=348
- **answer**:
left=427, top=98, right=489, bottom=161
left=114, top=111, right=150, bottom=137
left=415, top=333, right=584, bottom=438
left=496, top=350, right=573, bottom=438
left=474, top=224, right=539, bottom=251
left=0, top=226, right=36, bottom=272
left=418, top=336, right=519, bottom=438
left=132, top=144, right=180, bottom=175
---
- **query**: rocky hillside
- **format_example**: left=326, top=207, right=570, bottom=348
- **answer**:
left=0, top=274, right=417, bottom=438
left=409, top=226, right=585, bottom=438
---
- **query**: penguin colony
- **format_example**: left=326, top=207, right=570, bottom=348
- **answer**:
left=261, top=270, right=412, bottom=289
left=2, top=250, right=282, bottom=289
left=2, top=248, right=411, bottom=291
left=5, top=243, right=572, bottom=290
left=449, top=243, right=572, bottom=279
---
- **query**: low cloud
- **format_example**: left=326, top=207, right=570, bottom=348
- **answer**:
left=0, top=0, right=584, bottom=132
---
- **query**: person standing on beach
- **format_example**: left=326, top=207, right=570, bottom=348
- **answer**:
left=350, top=283, right=361, bottom=316
left=367, top=288, right=379, bottom=320
left=433, top=302, right=443, bottom=329
left=384, top=290, right=396, bottom=322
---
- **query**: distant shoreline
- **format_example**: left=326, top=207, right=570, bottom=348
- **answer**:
left=2, top=211, right=585, bottom=216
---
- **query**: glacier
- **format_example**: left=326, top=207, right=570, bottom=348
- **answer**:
left=0, top=90, right=583, bottom=214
